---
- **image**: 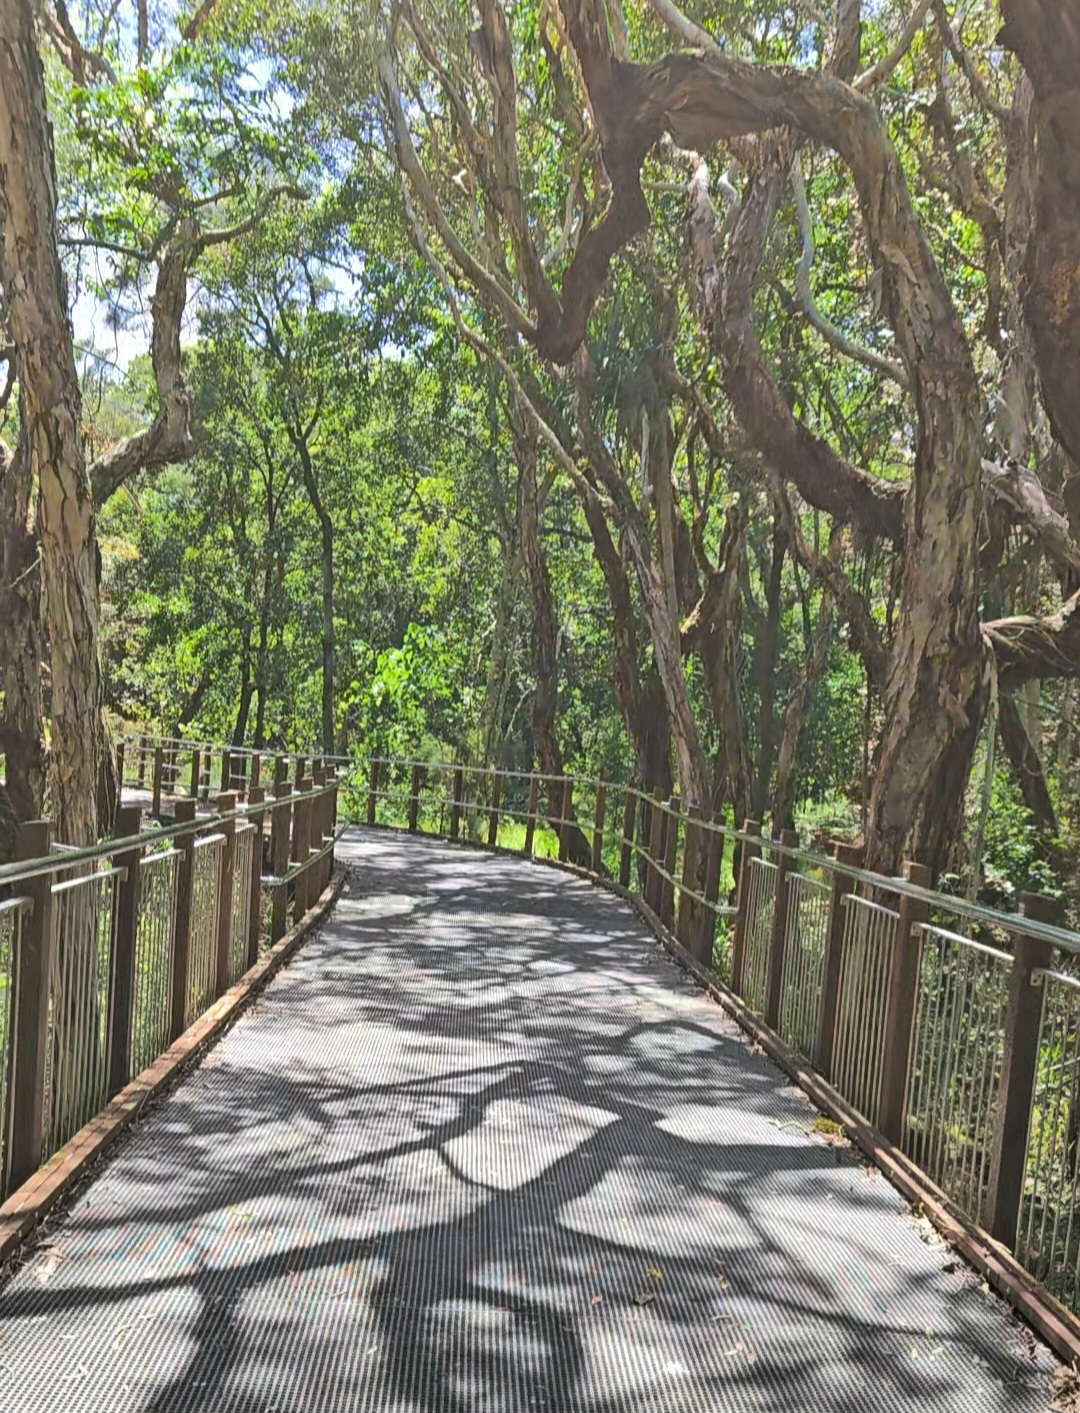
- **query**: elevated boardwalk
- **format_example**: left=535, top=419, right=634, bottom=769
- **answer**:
left=0, top=829, right=1057, bottom=1410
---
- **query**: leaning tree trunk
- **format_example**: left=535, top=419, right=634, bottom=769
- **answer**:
left=0, top=0, right=103, bottom=845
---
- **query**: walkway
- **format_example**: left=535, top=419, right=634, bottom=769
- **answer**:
left=0, top=829, right=1059, bottom=1410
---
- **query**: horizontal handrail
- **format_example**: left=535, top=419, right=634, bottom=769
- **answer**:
left=0, top=775, right=350, bottom=889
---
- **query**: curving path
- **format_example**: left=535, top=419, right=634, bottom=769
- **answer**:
left=0, top=828, right=1059, bottom=1411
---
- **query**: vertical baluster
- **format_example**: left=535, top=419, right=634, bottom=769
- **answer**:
left=107, top=805, right=144, bottom=1095
left=729, top=820, right=762, bottom=998
left=366, top=759, right=380, bottom=826
left=8, top=822, right=54, bottom=1191
left=876, top=862, right=932, bottom=1142
left=171, top=800, right=197, bottom=1041
left=269, top=759, right=291, bottom=945
left=246, top=786, right=266, bottom=969
left=591, top=782, right=607, bottom=874
left=619, top=786, right=636, bottom=888
left=523, top=773, right=539, bottom=856
left=213, top=793, right=237, bottom=998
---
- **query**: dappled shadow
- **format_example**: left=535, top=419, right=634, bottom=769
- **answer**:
left=0, top=829, right=1056, bottom=1412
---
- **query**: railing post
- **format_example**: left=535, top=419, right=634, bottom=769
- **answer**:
left=221, top=748, right=231, bottom=795
left=115, top=739, right=125, bottom=789
left=450, top=767, right=464, bottom=840
left=8, top=821, right=55, bottom=1191
left=730, top=819, right=761, bottom=996
left=985, top=891, right=1059, bottom=1246
left=189, top=746, right=201, bottom=801
left=292, top=778, right=312, bottom=924
left=557, top=777, right=573, bottom=863
left=676, top=805, right=701, bottom=955
left=137, top=738, right=147, bottom=788
left=170, top=800, right=197, bottom=1041
left=619, top=786, right=636, bottom=888
left=164, top=742, right=177, bottom=796
left=409, top=763, right=423, bottom=833
left=108, top=803, right=145, bottom=1096
left=250, top=753, right=262, bottom=792
left=660, top=796, right=680, bottom=930
left=816, top=842, right=863, bottom=1080
left=644, top=788, right=666, bottom=914
left=213, top=792, right=237, bottom=998
left=366, top=758, right=380, bottom=826
left=877, top=860, right=932, bottom=1143
left=764, top=829, right=800, bottom=1028
left=698, top=815, right=725, bottom=967
left=523, top=773, right=539, bottom=856
left=311, top=768, right=328, bottom=894
left=246, top=786, right=266, bottom=969
left=330, top=766, right=339, bottom=874
left=591, top=782, right=607, bottom=874
left=151, top=745, right=164, bottom=818
left=270, top=759, right=291, bottom=944
left=486, top=771, right=502, bottom=848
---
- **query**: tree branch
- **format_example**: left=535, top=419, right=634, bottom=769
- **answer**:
left=377, top=49, right=537, bottom=342
left=853, top=0, right=933, bottom=93
left=790, top=153, right=908, bottom=387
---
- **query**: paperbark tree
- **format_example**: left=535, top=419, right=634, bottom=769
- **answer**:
left=0, top=0, right=103, bottom=843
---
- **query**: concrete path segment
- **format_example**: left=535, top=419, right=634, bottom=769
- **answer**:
left=0, top=828, right=1059, bottom=1410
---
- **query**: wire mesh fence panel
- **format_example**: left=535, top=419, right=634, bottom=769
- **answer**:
left=229, top=823, right=256, bottom=984
left=187, top=835, right=224, bottom=1026
left=902, top=924, right=1011, bottom=1228
left=43, top=867, right=119, bottom=1160
left=0, top=898, right=28, bottom=1193
left=741, top=856, right=777, bottom=1015
left=778, top=872, right=831, bottom=1063
left=831, top=894, right=899, bottom=1126
left=1016, top=970, right=1080, bottom=1312
left=130, top=849, right=180, bottom=1078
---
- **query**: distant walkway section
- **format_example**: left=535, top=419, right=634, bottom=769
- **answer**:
left=0, top=828, right=1058, bottom=1411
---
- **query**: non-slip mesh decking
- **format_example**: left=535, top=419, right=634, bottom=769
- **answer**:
left=0, top=829, right=1058, bottom=1411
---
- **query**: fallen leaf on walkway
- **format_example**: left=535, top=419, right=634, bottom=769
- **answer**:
left=632, top=1291, right=656, bottom=1306
left=1050, top=1363, right=1080, bottom=1411
left=647, top=1267, right=664, bottom=1281
left=591, top=1294, right=603, bottom=1306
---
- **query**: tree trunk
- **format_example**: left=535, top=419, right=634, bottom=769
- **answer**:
left=233, top=626, right=254, bottom=747
left=0, top=428, right=46, bottom=821
left=513, top=401, right=592, bottom=866
left=998, top=691, right=1059, bottom=840
left=0, top=0, right=103, bottom=844
left=772, top=590, right=836, bottom=831
left=293, top=434, right=334, bottom=753
left=751, top=513, right=786, bottom=816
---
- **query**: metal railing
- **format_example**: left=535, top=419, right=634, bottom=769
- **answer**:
left=0, top=760, right=348, bottom=1200
left=114, top=728, right=351, bottom=814
left=349, top=754, right=1080, bottom=1322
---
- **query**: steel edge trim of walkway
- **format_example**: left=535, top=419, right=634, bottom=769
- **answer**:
left=0, top=870, right=346, bottom=1268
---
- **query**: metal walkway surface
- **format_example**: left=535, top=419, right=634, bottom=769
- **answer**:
left=0, top=828, right=1059, bottom=1411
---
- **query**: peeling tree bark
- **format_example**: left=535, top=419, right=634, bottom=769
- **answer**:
left=999, top=1, right=1080, bottom=473
left=0, top=0, right=103, bottom=844
left=0, top=426, right=46, bottom=821
left=998, top=690, right=1059, bottom=839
